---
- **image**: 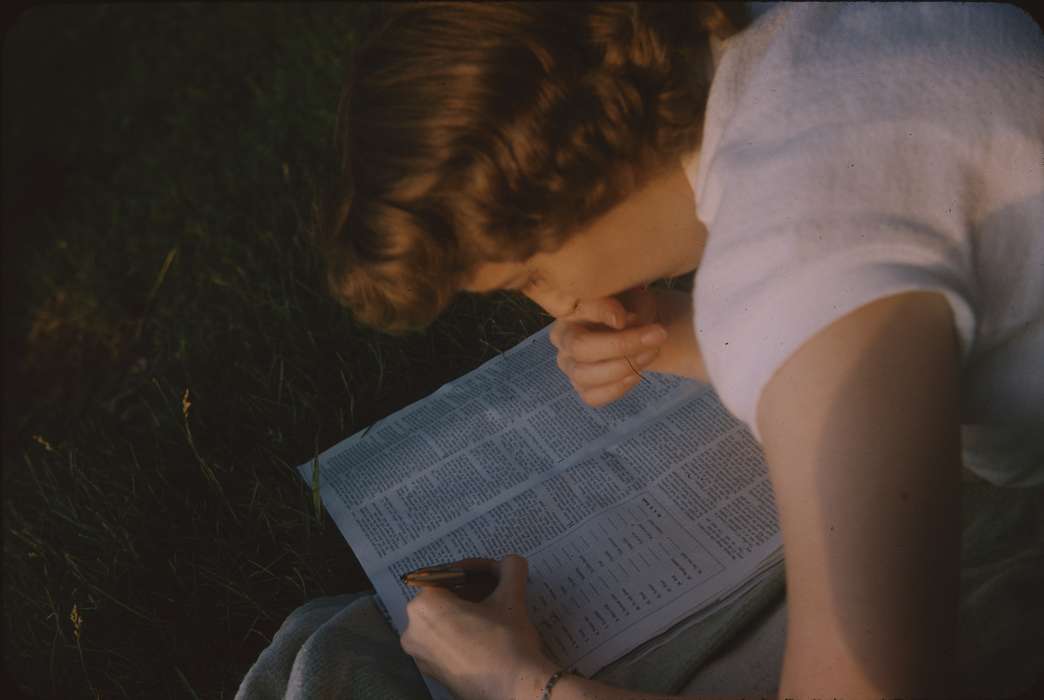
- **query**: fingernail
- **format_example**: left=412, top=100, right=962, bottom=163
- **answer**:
left=641, top=327, right=667, bottom=345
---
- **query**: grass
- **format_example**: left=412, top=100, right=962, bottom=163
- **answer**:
left=1, top=5, right=553, bottom=698
left=6, top=5, right=1044, bottom=700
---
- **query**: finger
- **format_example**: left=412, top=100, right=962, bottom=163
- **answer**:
left=399, top=629, right=416, bottom=657
left=407, top=586, right=462, bottom=622
left=408, top=557, right=494, bottom=576
left=567, top=350, right=658, bottom=390
left=552, top=288, right=655, bottom=352
left=549, top=319, right=564, bottom=349
left=413, top=585, right=459, bottom=607
left=429, top=558, right=498, bottom=602
left=579, top=375, right=642, bottom=408
left=562, top=296, right=631, bottom=330
left=491, top=554, right=529, bottom=611
left=565, top=322, right=667, bottom=364
left=448, top=557, right=497, bottom=573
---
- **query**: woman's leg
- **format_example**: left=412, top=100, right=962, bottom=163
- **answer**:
left=236, top=592, right=431, bottom=700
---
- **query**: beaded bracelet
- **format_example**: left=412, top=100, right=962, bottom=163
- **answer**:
left=539, top=669, right=568, bottom=700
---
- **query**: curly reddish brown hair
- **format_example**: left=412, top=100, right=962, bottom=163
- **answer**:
left=319, top=2, right=749, bottom=334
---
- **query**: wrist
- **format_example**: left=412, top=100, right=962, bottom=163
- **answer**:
left=509, top=655, right=561, bottom=700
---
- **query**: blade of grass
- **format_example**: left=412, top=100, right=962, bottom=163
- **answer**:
left=174, top=666, right=202, bottom=700
left=310, top=444, right=323, bottom=531
left=145, top=247, right=177, bottom=306
left=135, top=247, right=178, bottom=339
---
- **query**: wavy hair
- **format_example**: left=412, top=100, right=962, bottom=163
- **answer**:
left=318, top=2, right=748, bottom=334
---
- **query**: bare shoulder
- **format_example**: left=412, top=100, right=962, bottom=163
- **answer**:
left=756, top=291, right=964, bottom=698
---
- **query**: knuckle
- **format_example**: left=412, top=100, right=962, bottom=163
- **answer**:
left=576, top=365, right=600, bottom=390
left=406, top=591, right=437, bottom=615
left=549, top=322, right=563, bottom=348
left=631, top=341, right=648, bottom=357
left=563, top=333, right=578, bottom=358
left=399, top=631, right=413, bottom=654
left=582, top=390, right=605, bottom=409
left=575, top=331, right=599, bottom=362
left=566, top=358, right=582, bottom=381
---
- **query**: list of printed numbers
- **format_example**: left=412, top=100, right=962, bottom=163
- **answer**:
left=526, top=493, right=723, bottom=661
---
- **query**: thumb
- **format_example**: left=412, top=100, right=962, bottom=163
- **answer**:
left=491, top=554, right=529, bottom=611
left=566, top=296, right=632, bottom=330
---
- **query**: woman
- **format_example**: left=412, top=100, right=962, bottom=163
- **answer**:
left=312, top=2, right=1043, bottom=698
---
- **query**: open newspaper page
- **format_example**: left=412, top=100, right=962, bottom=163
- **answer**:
left=298, top=325, right=782, bottom=700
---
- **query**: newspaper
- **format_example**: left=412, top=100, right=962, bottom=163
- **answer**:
left=298, top=325, right=782, bottom=700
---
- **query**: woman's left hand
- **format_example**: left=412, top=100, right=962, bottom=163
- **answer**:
left=399, top=554, right=557, bottom=700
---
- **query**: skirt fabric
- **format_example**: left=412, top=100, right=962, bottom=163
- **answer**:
left=237, top=459, right=1044, bottom=699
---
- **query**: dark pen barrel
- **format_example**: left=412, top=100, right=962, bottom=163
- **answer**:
left=401, top=568, right=499, bottom=602
left=401, top=570, right=469, bottom=586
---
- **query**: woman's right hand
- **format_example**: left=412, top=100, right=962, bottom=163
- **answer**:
left=549, top=286, right=669, bottom=408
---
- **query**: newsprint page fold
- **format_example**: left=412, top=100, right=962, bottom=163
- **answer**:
left=298, top=325, right=783, bottom=700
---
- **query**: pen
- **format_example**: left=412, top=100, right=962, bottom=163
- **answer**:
left=400, top=565, right=499, bottom=591
left=401, top=567, right=471, bottom=588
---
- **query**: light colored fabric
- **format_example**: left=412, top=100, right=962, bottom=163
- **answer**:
left=680, top=591, right=787, bottom=697
left=237, top=469, right=1044, bottom=700
left=962, top=423, right=1044, bottom=489
left=236, top=4, right=1044, bottom=698
left=235, top=592, right=433, bottom=700
left=588, top=563, right=784, bottom=693
left=234, top=568, right=785, bottom=700
left=680, top=468, right=1044, bottom=699
left=234, top=565, right=786, bottom=700
left=683, top=3, right=1044, bottom=460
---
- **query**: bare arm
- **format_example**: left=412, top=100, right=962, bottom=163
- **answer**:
left=756, top=290, right=963, bottom=698
left=510, top=658, right=750, bottom=700
left=645, top=287, right=708, bottom=384
left=409, top=292, right=960, bottom=700
left=522, top=290, right=960, bottom=699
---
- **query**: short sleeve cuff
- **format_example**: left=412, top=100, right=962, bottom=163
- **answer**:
left=699, top=248, right=977, bottom=443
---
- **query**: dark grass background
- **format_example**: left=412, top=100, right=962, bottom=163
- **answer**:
left=5, top=3, right=1044, bottom=700
left=2, top=4, right=559, bottom=698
